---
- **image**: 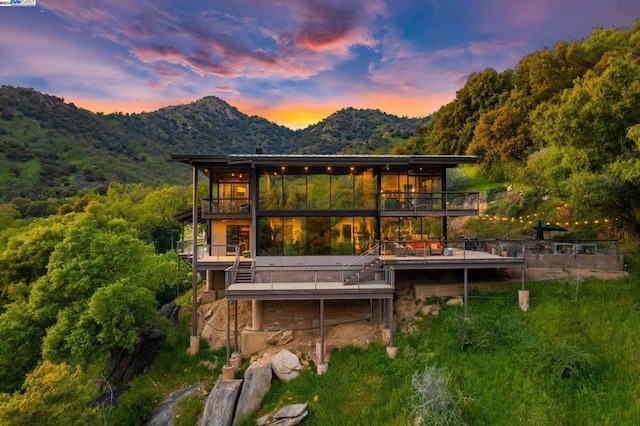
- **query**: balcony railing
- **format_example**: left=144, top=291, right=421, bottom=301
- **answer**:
left=176, top=242, right=239, bottom=260
left=202, top=198, right=251, bottom=215
left=379, top=191, right=479, bottom=214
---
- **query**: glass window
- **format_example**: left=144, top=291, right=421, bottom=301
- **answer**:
left=307, top=175, right=330, bottom=210
left=283, top=174, right=306, bottom=210
left=259, top=173, right=283, bottom=210
left=258, top=217, right=283, bottom=255
left=331, top=175, right=354, bottom=209
left=306, top=217, right=331, bottom=255
left=354, top=169, right=376, bottom=209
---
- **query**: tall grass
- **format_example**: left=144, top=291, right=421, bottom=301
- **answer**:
left=248, top=277, right=640, bottom=425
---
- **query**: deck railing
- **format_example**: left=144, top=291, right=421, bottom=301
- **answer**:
left=525, top=239, right=618, bottom=256
left=381, top=239, right=527, bottom=259
left=379, top=191, right=479, bottom=213
left=177, top=243, right=239, bottom=261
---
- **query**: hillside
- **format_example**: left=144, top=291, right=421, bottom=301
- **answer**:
left=0, top=87, right=422, bottom=203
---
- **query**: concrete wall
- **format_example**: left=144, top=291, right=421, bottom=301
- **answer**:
left=525, top=253, right=624, bottom=271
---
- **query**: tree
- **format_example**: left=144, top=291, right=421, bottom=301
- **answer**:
left=0, top=361, right=95, bottom=425
left=414, top=68, right=514, bottom=155
left=0, top=221, right=65, bottom=301
left=0, top=301, right=44, bottom=393
left=532, top=51, right=640, bottom=169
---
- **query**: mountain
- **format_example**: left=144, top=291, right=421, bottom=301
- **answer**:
left=290, top=107, right=424, bottom=154
left=0, top=86, right=424, bottom=203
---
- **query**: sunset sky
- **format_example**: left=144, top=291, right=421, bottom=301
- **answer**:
left=1, top=1, right=639, bottom=129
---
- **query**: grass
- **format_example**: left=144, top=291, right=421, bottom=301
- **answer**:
left=241, top=276, right=640, bottom=425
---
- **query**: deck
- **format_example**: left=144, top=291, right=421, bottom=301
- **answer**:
left=221, top=248, right=525, bottom=301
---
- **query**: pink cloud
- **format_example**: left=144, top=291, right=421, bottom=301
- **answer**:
left=214, top=86, right=241, bottom=96
left=38, top=0, right=383, bottom=87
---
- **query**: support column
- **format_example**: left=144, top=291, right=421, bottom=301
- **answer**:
left=234, top=300, right=239, bottom=353
left=206, top=270, right=215, bottom=291
left=386, top=296, right=397, bottom=358
left=251, top=299, right=263, bottom=331
left=189, top=166, right=199, bottom=355
left=463, top=267, right=468, bottom=317
left=317, top=299, right=328, bottom=374
left=225, top=299, right=231, bottom=366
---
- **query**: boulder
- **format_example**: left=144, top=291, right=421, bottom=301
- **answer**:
left=201, top=377, right=243, bottom=426
left=257, top=403, right=309, bottom=426
left=146, top=383, right=203, bottom=426
left=266, top=329, right=294, bottom=346
left=233, top=358, right=272, bottom=425
left=270, top=349, right=304, bottom=383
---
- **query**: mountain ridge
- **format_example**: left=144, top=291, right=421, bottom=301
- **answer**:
left=0, top=86, right=425, bottom=202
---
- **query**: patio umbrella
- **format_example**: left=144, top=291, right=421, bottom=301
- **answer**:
left=534, top=220, right=568, bottom=239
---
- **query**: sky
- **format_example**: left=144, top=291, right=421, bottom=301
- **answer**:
left=0, top=1, right=639, bottom=129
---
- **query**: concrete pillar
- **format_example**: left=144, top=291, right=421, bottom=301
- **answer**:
left=386, top=346, right=398, bottom=359
left=251, top=300, right=263, bottom=331
left=222, top=365, right=235, bottom=381
left=206, top=270, right=215, bottom=291
left=518, top=290, right=530, bottom=312
left=317, top=363, right=328, bottom=375
left=315, top=341, right=327, bottom=361
left=189, top=335, right=200, bottom=355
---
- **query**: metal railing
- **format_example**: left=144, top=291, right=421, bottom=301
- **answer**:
left=525, top=239, right=618, bottom=257
left=202, top=198, right=251, bottom=215
left=177, top=243, right=239, bottom=260
left=379, top=191, right=479, bottom=212
left=339, top=242, right=381, bottom=281
left=380, top=239, right=527, bottom=260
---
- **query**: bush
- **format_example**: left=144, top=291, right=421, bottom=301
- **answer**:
left=450, top=313, right=494, bottom=351
left=109, top=387, right=160, bottom=426
left=409, top=362, right=466, bottom=426
left=543, top=340, right=596, bottom=380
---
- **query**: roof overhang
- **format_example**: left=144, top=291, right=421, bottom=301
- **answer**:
left=170, top=154, right=477, bottom=168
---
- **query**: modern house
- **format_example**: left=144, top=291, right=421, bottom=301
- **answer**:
left=172, top=154, right=527, bottom=368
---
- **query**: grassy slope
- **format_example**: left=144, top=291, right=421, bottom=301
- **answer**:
left=242, top=277, right=640, bottom=425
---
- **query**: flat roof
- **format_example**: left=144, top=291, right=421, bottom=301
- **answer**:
left=171, top=154, right=477, bottom=167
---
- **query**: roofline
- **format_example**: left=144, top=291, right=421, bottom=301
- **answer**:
left=170, top=154, right=477, bottom=167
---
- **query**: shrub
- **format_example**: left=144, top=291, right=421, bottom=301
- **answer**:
left=109, top=387, right=160, bottom=426
left=543, top=340, right=596, bottom=379
left=409, top=362, right=466, bottom=426
left=450, top=313, right=493, bottom=351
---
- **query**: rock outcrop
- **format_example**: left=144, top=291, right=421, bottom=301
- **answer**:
left=201, top=377, right=243, bottom=426
left=233, top=358, right=272, bottom=425
left=270, top=349, right=304, bottom=383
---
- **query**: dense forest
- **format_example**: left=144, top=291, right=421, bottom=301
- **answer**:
left=0, top=21, right=639, bottom=424
left=400, top=22, right=640, bottom=235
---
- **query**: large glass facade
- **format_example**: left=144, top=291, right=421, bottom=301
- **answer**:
left=380, top=170, right=443, bottom=211
left=258, top=217, right=376, bottom=256
left=258, top=167, right=377, bottom=211
left=380, top=217, right=443, bottom=241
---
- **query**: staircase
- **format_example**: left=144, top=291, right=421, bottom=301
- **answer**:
left=234, top=260, right=254, bottom=284
left=343, top=258, right=385, bottom=286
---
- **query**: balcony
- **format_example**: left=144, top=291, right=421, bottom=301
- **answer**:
left=379, top=191, right=479, bottom=217
left=202, top=198, right=251, bottom=218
